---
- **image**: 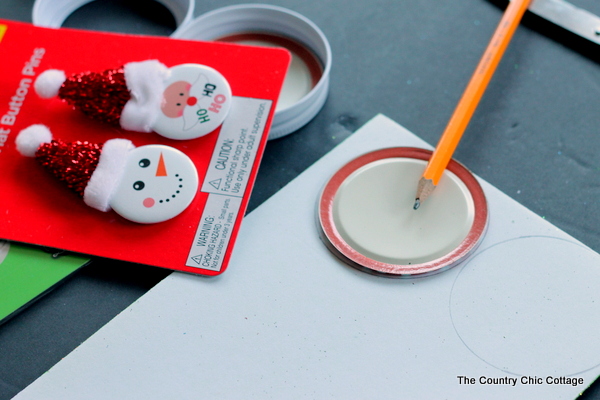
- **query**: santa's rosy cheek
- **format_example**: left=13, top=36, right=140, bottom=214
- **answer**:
left=177, top=109, right=184, bottom=117
left=143, top=198, right=155, bottom=208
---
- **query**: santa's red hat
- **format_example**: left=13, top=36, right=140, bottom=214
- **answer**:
left=16, top=124, right=134, bottom=212
left=34, top=60, right=168, bottom=133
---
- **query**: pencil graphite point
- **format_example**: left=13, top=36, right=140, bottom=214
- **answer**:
left=414, top=177, right=435, bottom=210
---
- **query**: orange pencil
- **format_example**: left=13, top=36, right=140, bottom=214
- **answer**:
left=414, top=0, right=532, bottom=210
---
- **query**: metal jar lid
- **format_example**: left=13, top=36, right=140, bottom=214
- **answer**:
left=172, top=4, right=332, bottom=139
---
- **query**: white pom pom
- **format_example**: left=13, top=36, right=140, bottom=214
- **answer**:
left=16, top=124, right=53, bottom=157
left=34, top=70, right=66, bottom=98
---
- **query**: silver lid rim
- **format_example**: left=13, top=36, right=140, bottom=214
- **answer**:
left=32, top=0, right=194, bottom=31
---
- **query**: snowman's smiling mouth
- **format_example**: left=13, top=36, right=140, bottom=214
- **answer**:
left=157, top=173, right=184, bottom=205
left=141, top=173, right=185, bottom=208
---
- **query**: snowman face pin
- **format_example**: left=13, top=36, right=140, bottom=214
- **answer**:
left=15, top=124, right=199, bottom=225
left=110, top=145, right=199, bottom=224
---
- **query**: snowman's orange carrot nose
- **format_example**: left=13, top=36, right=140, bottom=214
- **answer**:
left=156, top=153, right=168, bottom=177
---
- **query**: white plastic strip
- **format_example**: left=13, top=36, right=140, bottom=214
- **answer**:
left=32, top=0, right=194, bottom=32
left=528, top=0, right=600, bottom=44
left=172, top=4, right=332, bottom=139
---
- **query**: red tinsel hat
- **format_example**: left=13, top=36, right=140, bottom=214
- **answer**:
left=34, top=60, right=168, bottom=133
left=15, top=124, right=134, bottom=212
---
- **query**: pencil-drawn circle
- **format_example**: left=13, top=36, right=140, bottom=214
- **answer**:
left=450, top=236, right=600, bottom=376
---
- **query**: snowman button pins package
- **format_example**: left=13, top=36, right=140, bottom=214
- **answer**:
left=0, top=19, right=291, bottom=274
left=34, top=60, right=232, bottom=140
left=15, top=124, right=199, bottom=224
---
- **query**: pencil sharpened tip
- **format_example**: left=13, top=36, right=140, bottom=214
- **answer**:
left=413, top=198, right=420, bottom=210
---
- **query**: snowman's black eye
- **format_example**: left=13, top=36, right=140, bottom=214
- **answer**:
left=133, top=181, right=145, bottom=191
left=139, top=159, right=150, bottom=168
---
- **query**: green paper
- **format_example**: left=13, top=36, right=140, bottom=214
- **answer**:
left=0, top=240, right=89, bottom=322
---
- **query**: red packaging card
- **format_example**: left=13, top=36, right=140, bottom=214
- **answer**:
left=0, top=20, right=290, bottom=275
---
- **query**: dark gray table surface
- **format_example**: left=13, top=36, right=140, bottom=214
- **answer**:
left=1, top=0, right=600, bottom=398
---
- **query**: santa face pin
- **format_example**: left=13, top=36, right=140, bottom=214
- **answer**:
left=16, top=125, right=199, bottom=224
left=154, top=64, right=232, bottom=140
left=34, top=60, right=232, bottom=140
